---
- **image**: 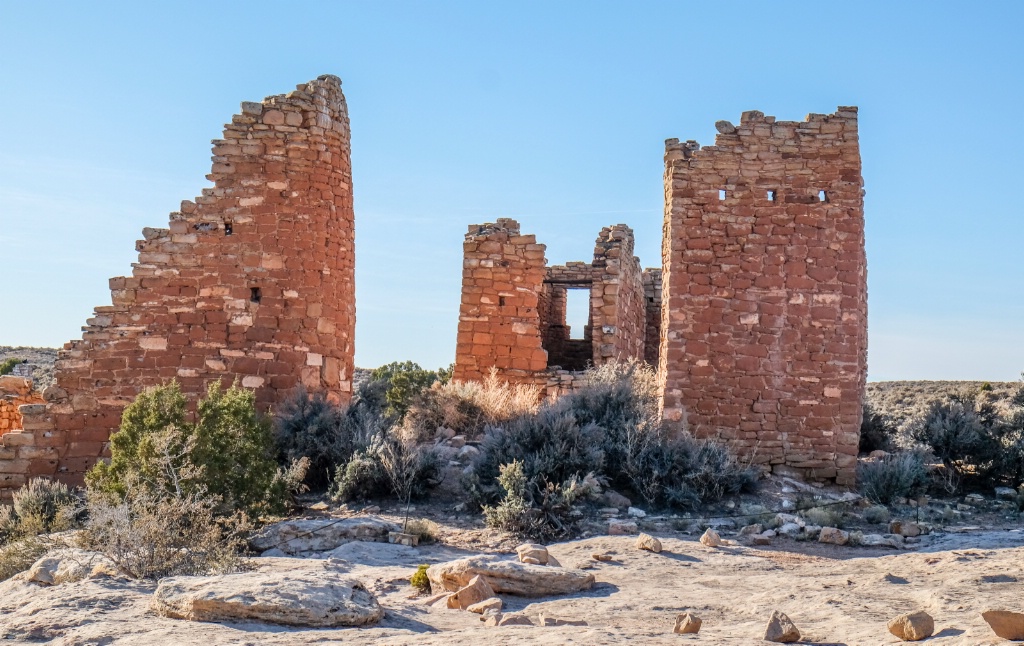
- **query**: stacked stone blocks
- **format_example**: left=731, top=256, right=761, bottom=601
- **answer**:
left=658, top=107, right=866, bottom=485
left=1, top=76, right=356, bottom=493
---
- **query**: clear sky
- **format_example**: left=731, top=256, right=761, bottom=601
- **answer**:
left=1, top=1, right=1022, bottom=381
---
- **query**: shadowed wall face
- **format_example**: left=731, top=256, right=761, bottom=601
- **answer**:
left=659, top=108, right=866, bottom=486
left=1, top=76, right=355, bottom=493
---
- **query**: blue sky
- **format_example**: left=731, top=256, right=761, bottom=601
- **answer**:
left=1, top=1, right=1022, bottom=381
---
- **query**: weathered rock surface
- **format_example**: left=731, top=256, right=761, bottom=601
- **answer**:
left=152, top=565, right=383, bottom=627
left=635, top=533, right=662, bottom=553
left=427, top=555, right=594, bottom=597
left=887, top=610, right=934, bottom=641
left=467, top=597, right=502, bottom=615
left=515, top=543, right=549, bottom=565
left=26, top=549, right=116, bottom=585
left=249, top=517, right=399, bottom=554
left=608, top=519, right=638, bottom=535
left=447, top=575, right=495, bottom=610
left=818, top=527, right=849, bottom=545
left=700, top=528, right=722, bottom=547
left=981, top=609, right=1024, bottom=640
left=485, top=613, right=534, bottom=627
left=674, top=612, right=701, bottom=634
left=764, top=610, right=800, bottom=643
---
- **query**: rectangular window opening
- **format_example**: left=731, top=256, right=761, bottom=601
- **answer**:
left=767, top=190, right=777, bottom=202
left=498, top=296, right=506, bottom=307
left=818, top=190, right=829, bottom=203
left=224, top=221, right=233, bottom=235
left=250, top=287, right=261, bottom=303
left=718, top=189, right=727, bottom=200
left=565, top=289, right=589, bottom=340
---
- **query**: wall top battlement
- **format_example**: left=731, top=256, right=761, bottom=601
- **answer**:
left=466, top=218, right=522, bottom=239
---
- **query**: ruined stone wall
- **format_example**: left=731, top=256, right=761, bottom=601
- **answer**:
left=659, top=107, right=866, bottom=485
left=453, top=219, right=549, bottom=384
left=642, top=268, right=662, bottom=365
left=2, top=75, right=355, bottom=493
left=590, top=225, right=646, bottom=365
left=0, top=377, right=43, bottom=435
left=455, top=221, right=657, bottom=390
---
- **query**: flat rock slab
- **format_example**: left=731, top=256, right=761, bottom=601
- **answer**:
left=153, top=564, right=383, bottom=627
left=427, top=555, right=594, bottom=597
left=249, top=516, right=399, bottom=554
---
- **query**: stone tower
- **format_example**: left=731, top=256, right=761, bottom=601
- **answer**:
left=659, top=108, right=866, bottom=485
left=3, top=75, right=355, bottom=492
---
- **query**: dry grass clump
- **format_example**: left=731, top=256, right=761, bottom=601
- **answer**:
left=403, top=369, right=541, bottom=441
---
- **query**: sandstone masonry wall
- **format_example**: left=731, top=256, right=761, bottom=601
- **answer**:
left=658, top=107, right=866, bottom=485
left=642, top=268, right=662, bottom=365
left=453, top=219, right=549, bottom=384
left=0, top=377, right=43, bottom=436
left=1, top=75, right=355, bottom=493
left=455, top=220, right=657, bottom=392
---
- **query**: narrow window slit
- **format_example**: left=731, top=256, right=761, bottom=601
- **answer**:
left=818, top=190, right=829, bottom=203
left=250, top=287, right=261, bottom=303
left=224, top=221, right=233, bottom=235
left=499, top=296, right=506, bottom=306
left=718, top=189, right=727, bottom=200
left=767, top=190, right=777, bottom=202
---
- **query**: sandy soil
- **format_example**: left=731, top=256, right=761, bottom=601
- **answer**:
left=2, top=528, right=1023, bottom=645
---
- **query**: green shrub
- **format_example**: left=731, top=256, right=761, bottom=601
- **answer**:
left=908, top=392, right=1007, bottom=489
left=410, top=564, right=431, bottom=593
left=274, top=381, right=394, bottom=488
left=858, top=451, right=929, bottom=504
left=87, top=381, right=285, bottom=516
left=82, top=475, right=249, bottom=579
left=859, top=402, right=898, bottom=454
left=0, top=358, right=22, bottom=376
left=801, top=506, right=845, bottom=529
left=468, top=361, right=755, bottom=511
left=372, top=362, right=451, bottom=419
left=863, top=505, right=890, bottom=524
left=0, top=478, right=78, bottom=540
left=482, top=460, right=586, bottom=541
left=404, top=518, right=438, bottom=543
left=329, top=439, right=441, bottom=503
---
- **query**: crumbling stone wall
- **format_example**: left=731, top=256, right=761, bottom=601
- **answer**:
left=0, top=377, right=43, bottom=435
left=454, top=220, right=657, bottom=391
left=1, top=75, right=355, bottom=493
left=659, top=107, right=866, bottom=485
left=642, top=268, right=662, bottom=365
left=453, top=219, right=549, bottom=384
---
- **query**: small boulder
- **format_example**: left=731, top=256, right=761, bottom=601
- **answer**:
left=592, top=552, right=614, bottom=562
left=752, top=533, right=772, bottom=546
left=715, top=120, right=736, bottom=134
left=764, top=610, right=800, bottom=643
left=636, top=533, right=662, bottom=553
left=887, top=610, right=934, bottom=641
left=674, top=612, right=702, bottom=634
left=609, top=519, right=639, bottom=535
left=515, top=543, right=549, bottom=565
left=869, top=450, right=889, bottom=458
left=627, top=506, right=647, bottom=518
left=486, top=613, right=533, bottom=627
left=467, top=597, right=503, bottom=615
left=427, top=555, right=594, bottom=597
left=739, top=523, right=764, bottom=536
left=700, top=528, right=723, bottom=547
left=777, top=522, right=802, bottom=537
left=450, top=435, right=466, bottom=449
left=899, top=522, right=922, bottom=538
left=447, top=575, right=495, bottom=610
left=153, top=566, right=383, bottom=626
left=818, top=527, right=849, bottom=545
left=981, top=609, right=1024, bottom=640
left=546, top=555, right=562, bottom=568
